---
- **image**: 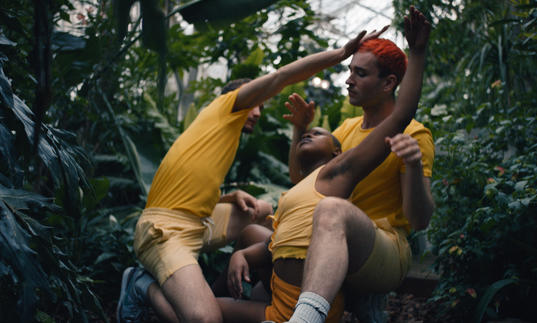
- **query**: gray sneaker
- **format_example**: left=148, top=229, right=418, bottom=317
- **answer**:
left=117, top=267, right=154, bottom=323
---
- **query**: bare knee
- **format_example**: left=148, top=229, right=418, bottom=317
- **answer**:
left=313, top=197, right=370, bottom=234
left=314, top=197, right=359, bottom=224
left=235, top=224, right=272, bottom=249
left=182, top=310, right=222, bottom=323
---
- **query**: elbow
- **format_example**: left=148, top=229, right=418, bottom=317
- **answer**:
left=412, top=219, right=430, bottom=231
left=410, top=209, right=433, bottom=231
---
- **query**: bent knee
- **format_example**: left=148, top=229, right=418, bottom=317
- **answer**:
left=183, top=310, right=222, bottom=323
left=316, top=196, right=354, bottom=211
left=236, top=224, right=272, bottom=248
left=313, top=197, right=371, bottom=229
left=315, top=197, right=367, bottom=221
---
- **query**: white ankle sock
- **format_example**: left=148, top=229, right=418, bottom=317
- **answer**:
left=287, top=292, right=330, bottom=323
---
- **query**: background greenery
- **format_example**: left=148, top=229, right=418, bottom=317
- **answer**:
left=0, top=0, right=536, bottom=322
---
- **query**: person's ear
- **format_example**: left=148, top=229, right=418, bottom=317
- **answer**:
left=332, top=147, right=342, bottom=157
left=383, top=74, right=398, bottom=93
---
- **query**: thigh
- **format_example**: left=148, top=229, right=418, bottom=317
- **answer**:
left=135, top=210, right=205, bottom=285
left=316, top=198, right=376, bottom=275
left=162, top=264, right=223, bottom=322
left=345, top=226, right=411, bottom=293
left=203, top=203, right=233, bottom=250
left=216, top=297, right=267, bottom=323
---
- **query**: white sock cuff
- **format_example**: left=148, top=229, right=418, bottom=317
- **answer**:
left=297, top=291, right=330, bottom=316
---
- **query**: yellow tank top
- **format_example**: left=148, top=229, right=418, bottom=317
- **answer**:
left=269, top=167, right=325, bottom=262
left=332, top=117, right=434, bottom=230
left=145, top=89, right=251, bottom=218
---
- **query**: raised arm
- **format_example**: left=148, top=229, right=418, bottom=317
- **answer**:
left=285, top=93, right=315, bottom=183
left=316, top=6, right=431, bottom=198
left=283, top=28, right=389, bottom=183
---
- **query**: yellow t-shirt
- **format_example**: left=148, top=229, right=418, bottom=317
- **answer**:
left=269, top=167, right=325, bottom=262
left=145, top=89, right=251, bottom=218
left=332, top=117, right=434, bottom=230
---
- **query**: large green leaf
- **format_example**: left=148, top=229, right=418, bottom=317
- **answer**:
left=113, top=0, right=136, bottom=40
left=474, top=278, right=518, bottom=322
left=0, top=201, right=50, bottom=322
left=179, top=0, right=279, bottom=30
left=0, top=64, right=14, bottom=109
left=1, top=65, right=89, bottom=211
left=140, top=0, right=167, bottom=55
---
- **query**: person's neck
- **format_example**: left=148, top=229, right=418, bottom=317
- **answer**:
left=361, top=98, right=395, bottom=129
left=299, top=159, right=329, bottom=180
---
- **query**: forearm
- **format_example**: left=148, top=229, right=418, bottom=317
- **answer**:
left=392, top=49, right=426, bottom=126
left=242, top=239, right=272, bottom=268
left=402, top=164, right=434, bottom=230
left=219, top=191, right=237, bottom=203
left=235, top=48, right=346, bottom=112
left=288, top=125, right=307, bottom=184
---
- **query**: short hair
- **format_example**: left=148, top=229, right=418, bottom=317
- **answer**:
left=221, top=78, right=251, bottom=95
left=358, top=38, right=407, bottom=86
left=330, top=133, right=341, bottom=150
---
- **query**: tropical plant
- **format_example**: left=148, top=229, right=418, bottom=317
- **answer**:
left=1, top=0, right=354, bottom=320
left=392, top=0, right=537, bottom=321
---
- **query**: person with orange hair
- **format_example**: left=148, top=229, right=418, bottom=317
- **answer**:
left=282, top=6, right=435, bottom=323
left=213, top=6, right=433, bottom=323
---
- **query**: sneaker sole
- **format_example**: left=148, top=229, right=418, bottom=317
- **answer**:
left=117, top=267, right=136, bottom=323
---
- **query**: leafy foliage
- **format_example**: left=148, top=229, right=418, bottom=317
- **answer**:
left=1, top=0, right=350, bottom=320
left=393, top=0, right=537, bottom=321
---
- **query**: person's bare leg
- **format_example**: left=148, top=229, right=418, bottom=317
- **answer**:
left=226, top=202, right=273, bottom=242
left=288, top=197, right=375, bottom=323
left=147, top=282, right=179, bottom=323
left=216, top=297, right=267, bottom=323
left=160, top=264, right=223, bottom=323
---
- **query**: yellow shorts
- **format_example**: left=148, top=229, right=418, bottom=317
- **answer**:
left=345, top=218, right=411, bottom=293
left=265, top=271, right=344, bottom=323
left=133, top=204, right=232, bottom=285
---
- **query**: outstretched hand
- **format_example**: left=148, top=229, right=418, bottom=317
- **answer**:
left=283, top=93, right=315, bottom=131
left=342, top=25, right=390, bottom=59
left=404, top=6, right=431, bottom=52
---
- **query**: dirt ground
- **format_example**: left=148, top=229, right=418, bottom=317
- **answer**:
left=342, top=293, right=437, bottom=323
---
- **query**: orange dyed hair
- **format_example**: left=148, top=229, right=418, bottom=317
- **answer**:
left=358, top=38, right=407, bottom=86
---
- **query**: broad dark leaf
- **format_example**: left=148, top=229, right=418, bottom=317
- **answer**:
left=51, top=31, right=86, bottom=51
left=0, top=183, right=55, bottom=210
left=179, top=0, right=279, bottom=31
left=8, top=94, right=89, bottom=207
left=140, top=0, right=167, bottom=55
left=0, top=123, right=16, bottom=175
left=0, top=65, right=14, bottom=109
left=0, top=202, right=50, bottom=321
left=0, top=33, right=16, bottom=46
left=113, top=0, right=136, bottom=40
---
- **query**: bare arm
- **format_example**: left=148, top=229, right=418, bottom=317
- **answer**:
left=227, top=238, right=271, bottom=298
left=284, top=93, right=315, bottom=183
left=390, top=133, right=434, bottom=230
left=283, top=28, right=389, bottom=182
left=232, top=30, right=371, bottom=113
left=316, top=6, right=431, bottom=198
left=219, top=190, right=259, bottom=219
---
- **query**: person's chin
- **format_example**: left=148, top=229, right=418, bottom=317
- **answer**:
left=348, top=97, right=361, bottom=106
left=241, top=126, right=254, bottom=134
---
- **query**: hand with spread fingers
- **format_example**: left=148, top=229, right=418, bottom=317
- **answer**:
left=342, top=25, right=390, bottom=59
left=404, top=5, right=431, bottom=53
left=283, top=93, right=315, bottom=131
